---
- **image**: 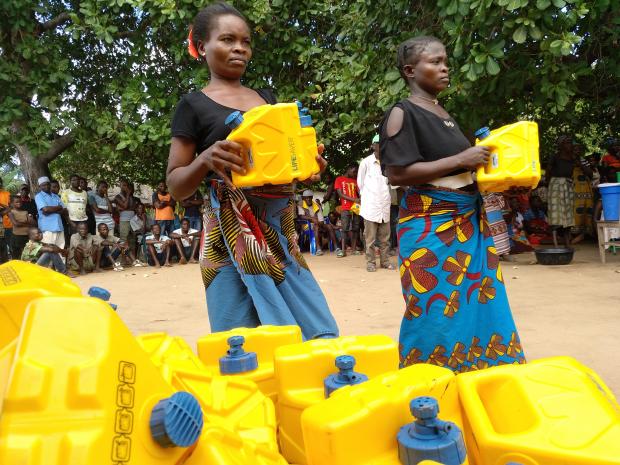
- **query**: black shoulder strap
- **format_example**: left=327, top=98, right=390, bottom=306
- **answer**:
left=257, top=88, right=277, bottom=104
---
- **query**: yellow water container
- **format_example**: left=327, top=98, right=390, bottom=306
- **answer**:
left=197, top=325, right=302, bottom=403
left=185, top=425, right=288, bottom=465
left=0, top=296, right=202, bottom=465
left=301, top=364, right=468, bottom=465
left=139, top=332, right=279, bottom=452
left=225, top=102, right=320, bottom=187
left=0, top=339, right=16, bottom=413
left=0, top=261, right=81, bottom=349
left=456, top=356, right=620, bottom=465
left=274, top=335, right=399, bottom=464
left=475, top=121, right=541, bottom=193
left=137, top=332, right=214, bottom=382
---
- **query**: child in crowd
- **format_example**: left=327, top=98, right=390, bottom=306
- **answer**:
left=8, top=195, right=35, bottom=260
left=145, top=223, right=171, bottom=267
left=327, top=211, right=342, bottom=246
left=95, top=223, right=132, bottom=271
left=171, top=218, right=200, bottom=264
left=334, top=164, right=361, bottom=257
left=68, top=222, right=99, bottom=275
left=22, top=227, right=70, bottom=275
left=505, top=197, right=533, bottom=253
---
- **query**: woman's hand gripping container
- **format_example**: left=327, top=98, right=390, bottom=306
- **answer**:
left=273, top=335, right=399, bottom=465
left=0, top=261, right=82, bottom=349
left=301, top=364, right=469, bottom=465
left=225, top=101, right=320, bottom=187
left=456, top=356, right=620, bottom=465
left=196, top=325, right=302, bottom=403
left=0, top=296, right=204, bottom=465
left=474, top=121, right=541, bottom=193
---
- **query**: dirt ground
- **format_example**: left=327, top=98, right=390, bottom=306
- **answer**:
left=74, top=243, right=620, bottom=396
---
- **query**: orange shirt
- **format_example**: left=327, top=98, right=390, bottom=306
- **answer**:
left=0, top=190, right=12, bottom=228
left=154, top=192, right=174, bottom=220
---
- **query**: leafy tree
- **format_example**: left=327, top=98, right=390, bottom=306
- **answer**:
left=2, top=0, right=618, bottom=190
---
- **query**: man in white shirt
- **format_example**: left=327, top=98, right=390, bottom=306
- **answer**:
left=357, top=135, right=395, bottom=272
left=171, top=218, right=200, bottom=264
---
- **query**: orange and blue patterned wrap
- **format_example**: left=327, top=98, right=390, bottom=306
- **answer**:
left=397, top=186, right=525, bottom=372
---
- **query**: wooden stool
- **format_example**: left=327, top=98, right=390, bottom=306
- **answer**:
left=596, top=219, right=620, bottom=263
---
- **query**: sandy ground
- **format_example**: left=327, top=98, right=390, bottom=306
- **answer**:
left=74, top=243, right=620, bottom=396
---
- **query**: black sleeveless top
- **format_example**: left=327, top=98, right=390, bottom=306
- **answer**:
left=379, top=99, right=471, bottom=177
left=171, top=88, right=277, bottom=154
left=170, top=88, right=276, bottom=182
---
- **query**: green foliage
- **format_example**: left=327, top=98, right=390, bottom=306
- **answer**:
left=1, top=0, right=619, bottom=187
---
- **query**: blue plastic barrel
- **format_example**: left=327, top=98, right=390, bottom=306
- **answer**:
left=599, top=183, right=620, bottom=221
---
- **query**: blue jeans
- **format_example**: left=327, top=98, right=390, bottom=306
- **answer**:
left=185, top=216, right=202, bottom=231
left=157, top=220, right=174, bottom=236
left=37, top=252, right=66, bottom=273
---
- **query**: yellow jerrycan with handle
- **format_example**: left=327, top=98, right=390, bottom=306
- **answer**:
left=225, top=101, right=320, bottom=188
left=474, top=121, right=541, bottom=193
left=0, top=296, right=204, bottom=465
left=0, top=261, right=81, bottom=349
left=456, top=356, right=620, bottom=465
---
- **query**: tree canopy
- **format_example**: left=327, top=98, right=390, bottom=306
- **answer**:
left=1, top=0, right=618, bottom=191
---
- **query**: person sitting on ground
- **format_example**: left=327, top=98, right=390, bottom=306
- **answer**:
left=334, top=164, right=361, bottom=257
left=328, top=211, right=343, bottom=246
left=170, top=217, right=200, bottom=264
left=523, top=195, right=552, bottom=246
left=68, top=222, right=100, bottom=275
left=505, top=196, right=533, bottom=253
left=297, top=190, right=338, bottom=256
left=21, top=227, right=71, bottom=275
left=145, top=223, right=171, bottom=267
left=8, top=195, right=35, bottom=261
left=95, top=223, right=132, bottom=272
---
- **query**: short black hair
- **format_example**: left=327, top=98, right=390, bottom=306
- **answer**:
left=181, top=217, right=190, bottom=224
left=70, top=174, right=79, bottom=180
left=50, top=179, right=59, bottom=185
left=191, top=2, right=247, bottom=52
left=97, top=180, right=108, bottom=188
left=97, top=223, right=107, bottom=231
left=397, top=36, right=443, bottom=81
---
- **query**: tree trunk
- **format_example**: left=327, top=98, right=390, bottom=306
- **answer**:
left=15, top=144, right=52, bottom=193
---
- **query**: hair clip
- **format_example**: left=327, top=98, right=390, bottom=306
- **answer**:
left=187, top=28, right=199, bottom=59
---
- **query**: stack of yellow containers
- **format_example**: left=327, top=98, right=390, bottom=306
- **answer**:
left=2, top=261, right=620, bottom=465
left=273, top=335, right=399, bottom=464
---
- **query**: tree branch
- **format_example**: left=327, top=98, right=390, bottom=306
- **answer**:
left=39, top=12, right=71, bottom=33
left=42, top=131, right=75, bottom=162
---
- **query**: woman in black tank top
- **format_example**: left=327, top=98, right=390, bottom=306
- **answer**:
left=165, top=3, right=338, bottom=339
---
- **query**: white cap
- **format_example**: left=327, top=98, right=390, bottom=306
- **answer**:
left=302, top=189, right=313, bottom=197
left=38, top=176, right=51, bottom=186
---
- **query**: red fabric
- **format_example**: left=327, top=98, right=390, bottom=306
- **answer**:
left=602, top=153, right=620, bottom=169
left=334, top=176, right=358, bottom=211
